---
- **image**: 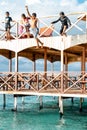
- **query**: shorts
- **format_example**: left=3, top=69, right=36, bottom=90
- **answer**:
left=60, top=25, right=68, bottom=34
left=30, top=28, right=39, bottom=38
left=5, top=24, right=11, bottom=31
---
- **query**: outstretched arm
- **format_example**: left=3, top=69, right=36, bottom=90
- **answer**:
left=25, top=6, right=32, bottom=18
left=51, top=18, right=60, bottom=24
left=66, top=17, right=71, bottom=26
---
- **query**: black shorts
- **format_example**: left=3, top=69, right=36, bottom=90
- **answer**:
left=60, top=25, right=68, bottom=34
left=5, top=24, right=11, bottom=31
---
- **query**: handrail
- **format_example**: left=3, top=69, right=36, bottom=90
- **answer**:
left=0, top=12, right=86, bottom=41
left=0, top=71, right=86, bottom=94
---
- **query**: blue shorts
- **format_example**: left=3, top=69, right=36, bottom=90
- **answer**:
left=30, top=28, right=39, bottom=38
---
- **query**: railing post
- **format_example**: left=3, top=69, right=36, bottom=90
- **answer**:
left=16, top=22, right=19, bottom=38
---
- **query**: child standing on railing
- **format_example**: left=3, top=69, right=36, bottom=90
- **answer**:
left=51, top=12, right=71, bottom=36
left=20, top=14, right=30, bottom=38
left=25, top=6, right=43, bottom=48
left=5, top=11, right=13, bottom=40
left=19, top=13, right=30, bottom=38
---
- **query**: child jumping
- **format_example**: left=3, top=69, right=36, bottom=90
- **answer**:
left=5, top=11, right=13, bottom=40
left=25, top=6, right=43, bottom=48
left=51, top=12, right=71, bottom=36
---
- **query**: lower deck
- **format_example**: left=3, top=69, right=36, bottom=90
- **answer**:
left=0, top=71, right=87, bottom=98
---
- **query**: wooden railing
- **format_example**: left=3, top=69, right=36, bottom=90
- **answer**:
left=0, top=71, right=87, bottom=95
left=0, top=12, right=86, bottom=41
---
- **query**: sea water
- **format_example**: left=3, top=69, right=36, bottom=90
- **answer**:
left=0, top=95, right=87, bottom=130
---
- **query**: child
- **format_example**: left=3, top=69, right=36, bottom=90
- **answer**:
left=51, top=12, right=71, bottom=36
left=25, top=6, right=43, bottom=48
left=19, top=13, right=30, bottom=38
left=5, top=11, right=13, bottom=40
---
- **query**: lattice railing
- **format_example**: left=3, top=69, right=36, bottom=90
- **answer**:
left=0, top=71, right=87, bottom=95
left=0, top=12, right=86, bottom=41
left=0, top=72, right=15, bottom=91
left=63, top=71, right=87, bottom=94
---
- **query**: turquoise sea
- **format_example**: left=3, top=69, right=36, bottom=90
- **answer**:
left=0, top=95, right=87, bottom=130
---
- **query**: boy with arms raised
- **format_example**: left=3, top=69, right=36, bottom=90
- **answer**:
left=25, top=6, right=43, bottom=48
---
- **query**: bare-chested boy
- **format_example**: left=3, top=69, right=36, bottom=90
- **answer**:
left=25, top=6, right=43, bottom=48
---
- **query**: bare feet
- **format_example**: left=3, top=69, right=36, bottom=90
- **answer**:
left=36, top=46, right=39, bottom=49
left=41, top=43, right=44, bottom=48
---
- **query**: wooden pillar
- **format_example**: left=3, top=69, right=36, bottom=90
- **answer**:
left=51, top=57, right=54, bottom=73
left=59, top=96, right=63, bottom=118
left=59, top=50, right=64, bottom=117
left=64, top=53, right=68, bottom=72
left=80, top=47, right=86, bottom=111
left=51, top=62, right=54, bottom=72
left=85, top=14, right=87, bottom=46
left=14, top=95, right=17, bottom=111
left=64, top=52, right=68, bottom=88
left=3, top=94, right=6, bottom=109
left=15, top=52, right=18, bottom=72
left=9, top=59, right=12, bottom=72
left=81, top=47, right=86, bottom=91
left=22, top=97, right=24, bottom=104
left=33, top=54, right=36, bottom=72
left=61, top=50, right=64, bottom=93
left=44, top=48, right=47, bottom=74
left=39, top=48, right=47, bottom=110
left=65, top=53, right=74, bottom=103
left=9, top=51, right=12, bottom=72
left=61, top=50, right=64, bottom=72
left=33, top=61, right=36, bottom=72
left=16, top=22, right=19, bottom=38
left=13, top=52, right=18, bottom=111
left=79, top=98, right=83, bottom=112
left=81, top=47, right=85, bottom=72
left=39, top=96, right=43, bottom=110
